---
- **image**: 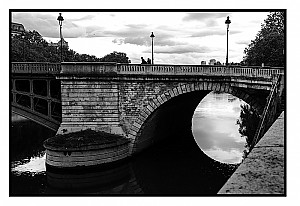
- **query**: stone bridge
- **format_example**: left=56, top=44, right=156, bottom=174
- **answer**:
left=11, top=62, right=284, bottom=155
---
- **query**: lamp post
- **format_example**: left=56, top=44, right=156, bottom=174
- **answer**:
left=225, top=16, right=231, bottom=66
left=57, top=13, right=64, bottom=62
left=150, top=32, right=155, bottom=64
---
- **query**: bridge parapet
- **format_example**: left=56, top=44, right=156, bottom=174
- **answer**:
left=118, top=64, right=284, bottom=78
left=12, top=62, right=61, bottom=74
left=12, top=62, right=284, bottom=79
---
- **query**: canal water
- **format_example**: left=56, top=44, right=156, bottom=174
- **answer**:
left=10, top=92, right=247, bottom=195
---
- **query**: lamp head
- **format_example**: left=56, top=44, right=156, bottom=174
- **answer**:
left=225, top=16, right=231, bottom=25
left=150, top=32, right=155, bottom=38
left=57, top=13, right=64, bottom=25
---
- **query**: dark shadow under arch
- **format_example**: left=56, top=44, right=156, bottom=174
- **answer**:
left=129, top=82, right=268, bottom=155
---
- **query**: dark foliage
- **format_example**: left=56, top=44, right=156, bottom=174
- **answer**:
left=100, top=51, right=131, bottom=63
left=242, top=12, right=285, bottom=67
left=11, top=30, right=131, bottom=63
left=236, top=104, right=260, bottom=155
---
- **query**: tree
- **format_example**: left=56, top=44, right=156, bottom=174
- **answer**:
left=11, top=30, right=131, bottom=63
left=11, top=30, right=59, bottom=62
left=242, top=12, right=285, bottom=67
left=236, top=104, right=260, bottom=155
left=100, top=51, right=130, bottom=63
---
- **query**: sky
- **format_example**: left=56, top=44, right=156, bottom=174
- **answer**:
left=11, top=11, right=270, bottom=64
left=192, top=92, right=246, bottom=164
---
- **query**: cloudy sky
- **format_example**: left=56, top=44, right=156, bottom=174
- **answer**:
left=192, top=92, right=246, bottom=164
left=12, top=11, right=269, bottom=64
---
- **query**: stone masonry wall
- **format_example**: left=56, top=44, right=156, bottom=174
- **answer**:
left=118, top=81, right=182, bottom=136
left=57, top=80, right=124, bottom=135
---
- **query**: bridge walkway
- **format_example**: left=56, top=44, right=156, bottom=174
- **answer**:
left=218, top=111, right=285, bottom=194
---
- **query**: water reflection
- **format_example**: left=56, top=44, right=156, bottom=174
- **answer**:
left=10, top=116, right=55, bottom=195
left=10, top=97, right=240, bottom=195
left=192, top=91, right=247, bottom=164
left=11, top=152, right=46, bottom=175
left=44, top=135, right=237, bottom=195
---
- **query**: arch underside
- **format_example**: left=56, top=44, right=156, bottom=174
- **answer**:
left=11, top=103, right=60, bottom=131
left=129, top=82, right=269, bottom=155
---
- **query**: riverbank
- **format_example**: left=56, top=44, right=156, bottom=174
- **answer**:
left=218, top=111, right=285, bottom=194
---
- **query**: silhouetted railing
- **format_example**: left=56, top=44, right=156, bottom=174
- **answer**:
left=250, top=74, right=284, bottom=150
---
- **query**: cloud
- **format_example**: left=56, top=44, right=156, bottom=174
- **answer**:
left=145, top=45, right=214, bottom=54
left=191, top=30, right=225, bottom=37
left=191, top=29, right=242, bottom=37
left=109, top=26, right=184, bottom=47
left=85, top=25, right=109, bottom=37
left=183, top=13, right=230, bottom=21
left=232, top=106, right=242, bottom=113
left=235, top=39, right=251, bottom=45
left=204, top=147, right=243, bottom=163
left=12, top=12, right=86, bottom=38
left=193, top=116, right=245, bottom=152
left=183, top=13, right=231, bottom=27
left=193, top=127, right=245, bottom=152
left=69, top=15, right=96, bottom=21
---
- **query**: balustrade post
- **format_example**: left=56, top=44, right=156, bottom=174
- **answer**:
left=29, top=80, right=34, bottom=110
left=12, top=79, right=16, bottom=103
left=47, top=100, right=51, bottom=118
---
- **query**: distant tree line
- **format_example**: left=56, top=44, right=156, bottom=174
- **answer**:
left=11, top=30, right=131, bottom=63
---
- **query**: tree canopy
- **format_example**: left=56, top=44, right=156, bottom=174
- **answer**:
left=11, top=30, right=131, bottom=63
left=242, top=12, right=285, bottom=67
left=236, top=104, right=260, bottom=150
left=99, top=51, right=131, bottom=63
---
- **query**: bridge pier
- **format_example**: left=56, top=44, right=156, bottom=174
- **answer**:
left=56, top=62, right=126, bottom=136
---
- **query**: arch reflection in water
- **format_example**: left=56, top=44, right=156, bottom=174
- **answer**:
left=10, top=110, right=238, bottom=195
left=45, top=134, right=237, bottom=195
left=46, top=163, right=143, bottom=195
left=192, top=91, right=247, bottom=164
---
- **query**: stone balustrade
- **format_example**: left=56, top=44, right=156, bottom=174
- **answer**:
left=11, top=62, right=61, bottom=74
left=12, top=62, right=284, bottom=78
left=118, top=64, right=284, bottom=78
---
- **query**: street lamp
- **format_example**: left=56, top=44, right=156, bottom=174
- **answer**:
left=150, top=32, right=155, bottom=64
left=57, top=13, right=64, bottom=62
left=225, top=16, right=231, bottom=66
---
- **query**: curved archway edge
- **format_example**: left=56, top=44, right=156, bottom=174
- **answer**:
left=128, top=81, right=265, bottom=154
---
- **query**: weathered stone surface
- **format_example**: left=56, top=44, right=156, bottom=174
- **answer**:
left=56, top=63, right=282, bottom=157
left=218, top=112, right=285, bottom=194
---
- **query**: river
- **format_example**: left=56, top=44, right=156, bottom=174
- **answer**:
left=10, top=91, right=247, bottom=195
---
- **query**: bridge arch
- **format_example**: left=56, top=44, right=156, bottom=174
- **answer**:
left=128, top=81, right=265, bottom=155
